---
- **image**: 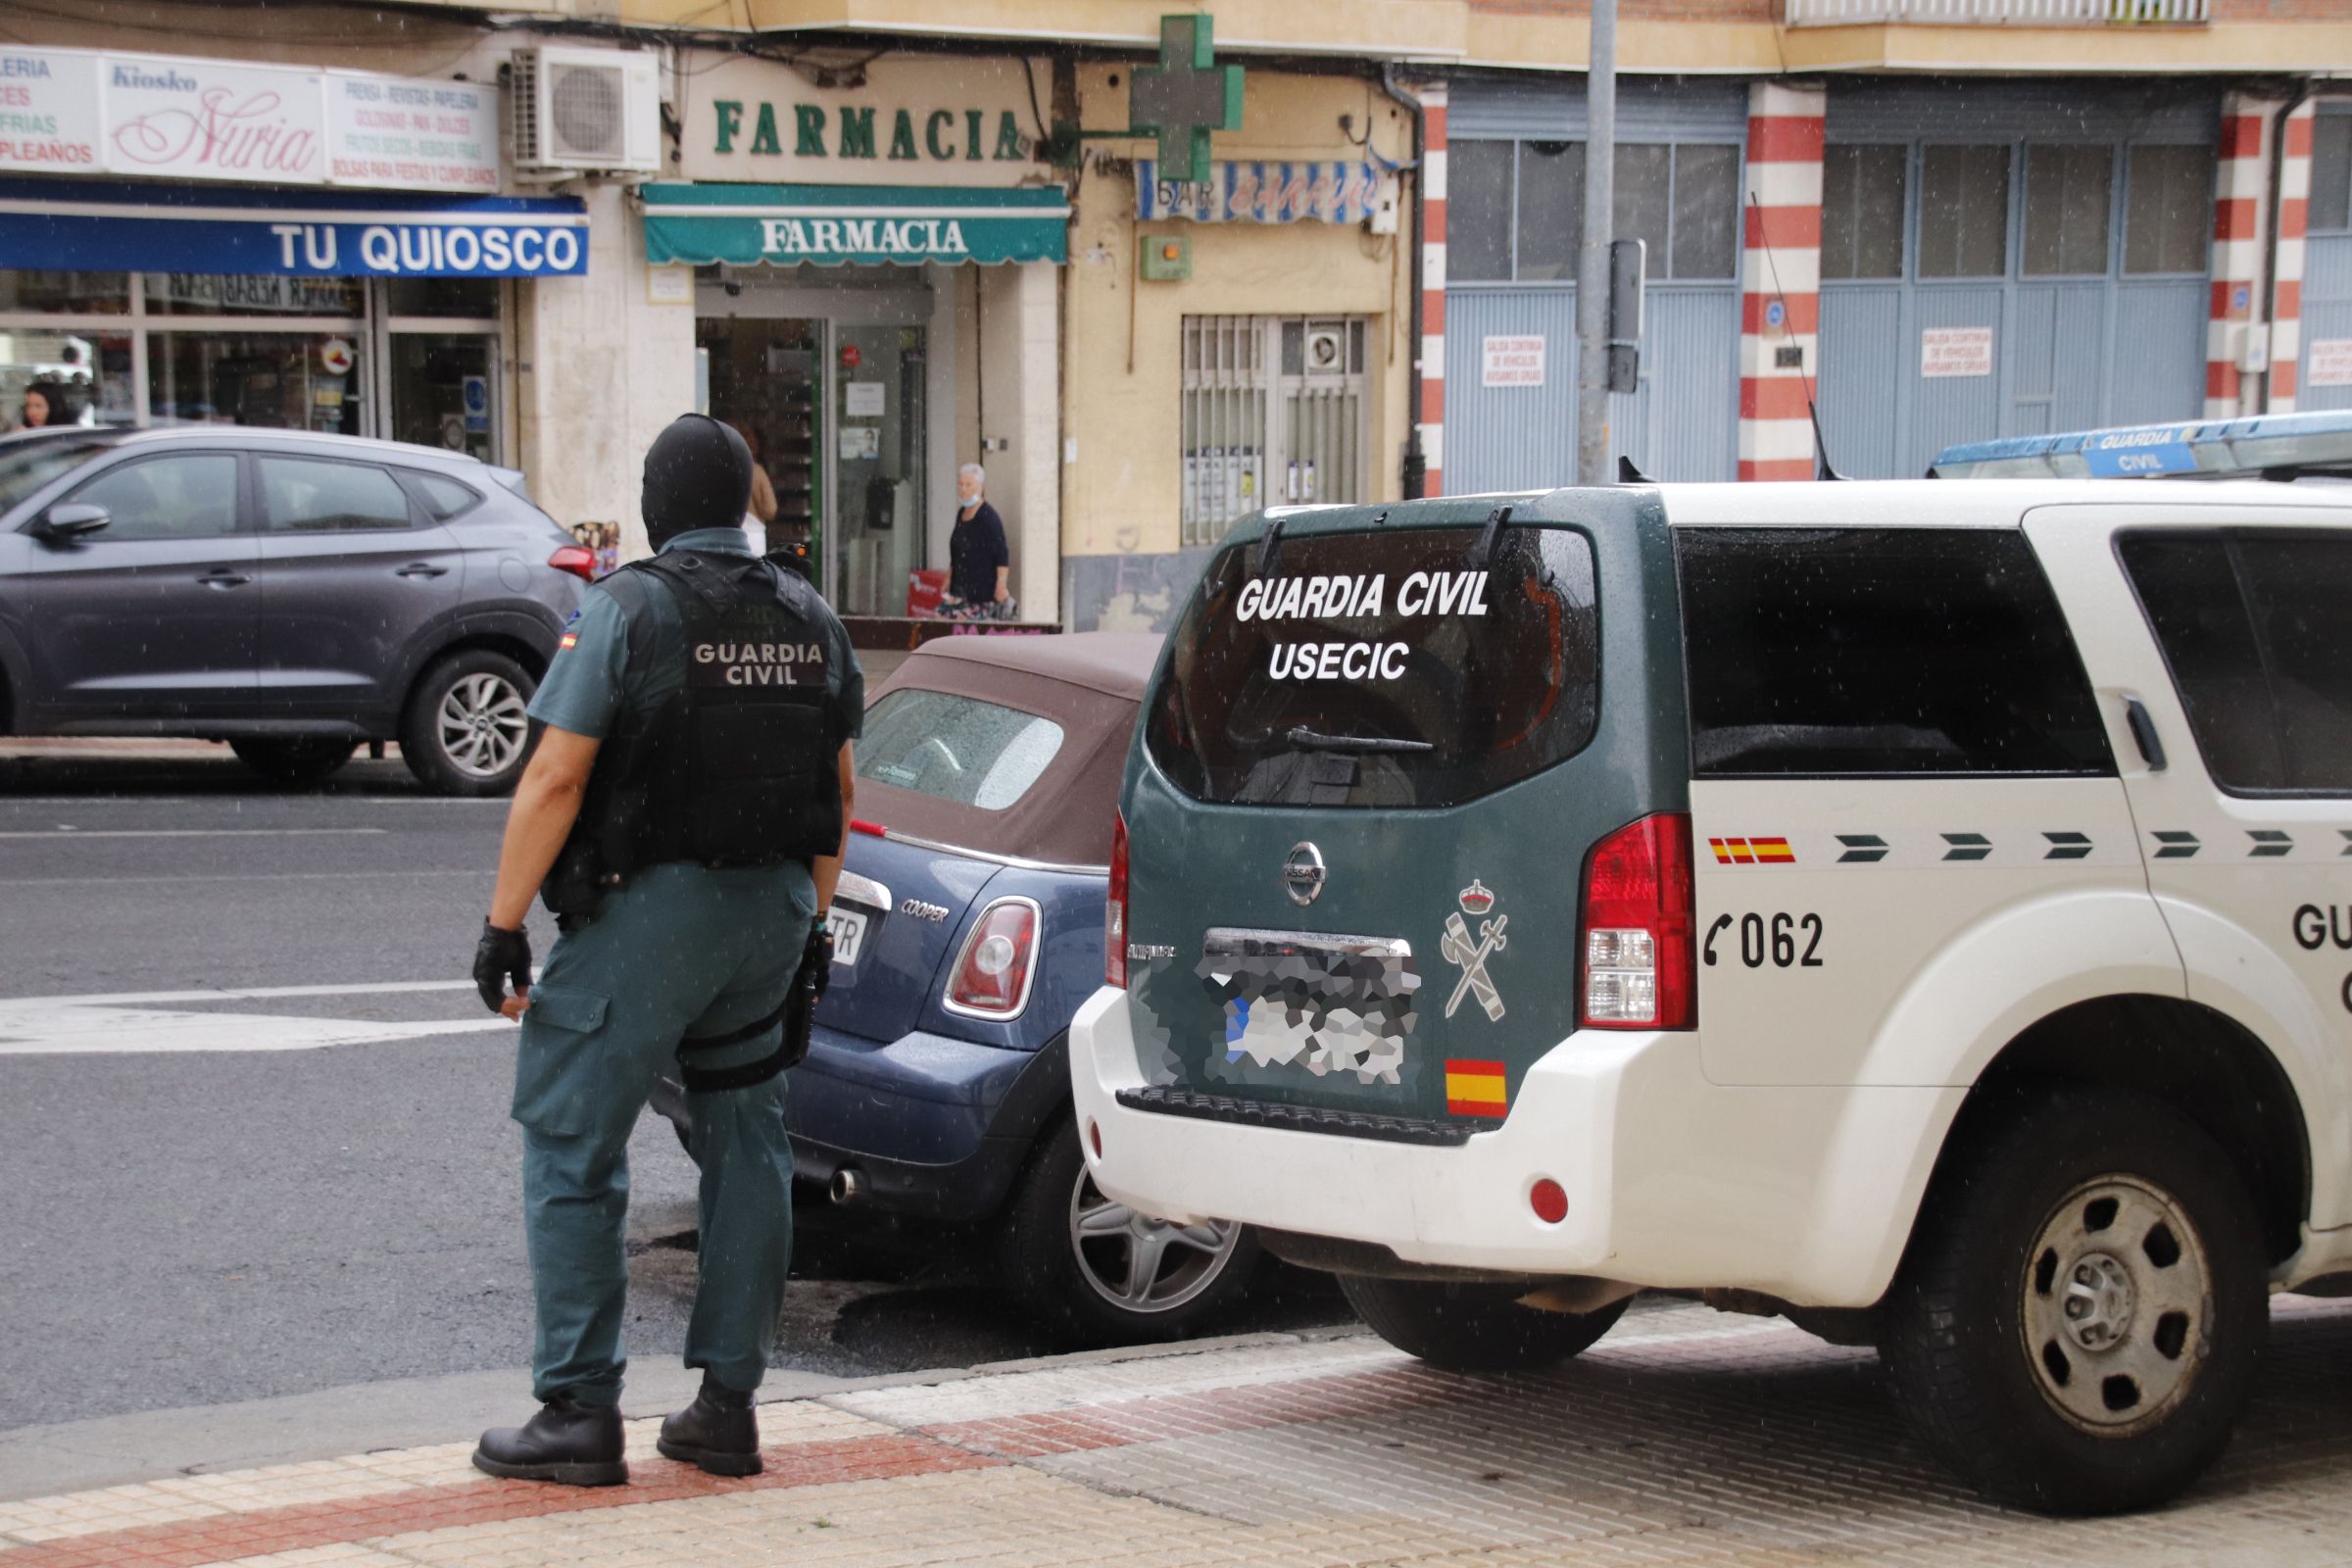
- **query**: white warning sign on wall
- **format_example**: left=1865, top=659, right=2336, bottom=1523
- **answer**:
left=1921, top=327, right=1993, bottom=379
left=1481, top=335, right=1546, bottom=388
left=2307, top=339, right=2352, bottom=388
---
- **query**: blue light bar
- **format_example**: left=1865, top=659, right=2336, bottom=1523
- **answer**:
left=1930, top=410, right=2352, bottom=479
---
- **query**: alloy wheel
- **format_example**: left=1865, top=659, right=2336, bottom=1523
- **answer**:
left=1067, top=1166, right=1241, bottom=1316
left=435, top=672, right=529, bottom=779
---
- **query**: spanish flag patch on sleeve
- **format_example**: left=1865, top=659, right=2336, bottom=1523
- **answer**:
left=1445, top=1058, right=1508, bottom=1116
left=559, top=632, right=578, bottom=651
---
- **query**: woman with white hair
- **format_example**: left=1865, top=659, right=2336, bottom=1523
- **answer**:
left=945, top=461, right=1011, bottom=616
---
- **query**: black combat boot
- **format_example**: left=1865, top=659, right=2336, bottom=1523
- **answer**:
left=471, top=1395, right=629, bottom=1487
left=657, top=1372, right=761, bottom=1476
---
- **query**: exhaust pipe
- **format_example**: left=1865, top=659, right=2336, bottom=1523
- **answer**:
left=829, top=1168, right=864, bottom=1205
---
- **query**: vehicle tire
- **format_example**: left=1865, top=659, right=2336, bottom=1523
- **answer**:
left=1003, top=1115, right=1259, bottom=1348
left=1878, top=1088, right=2265, bottom=1516
left=401, top=650, right=536, bottom=796
left=229, top=736, right=356, bottom=786
left=1340, top=1276, right=1629, bottom=1372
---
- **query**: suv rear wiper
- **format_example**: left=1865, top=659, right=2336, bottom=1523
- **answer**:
left=1288, top=726, right=1433, bottom=755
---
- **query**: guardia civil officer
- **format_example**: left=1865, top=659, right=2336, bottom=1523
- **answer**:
left=468, top=413, right=861, bottom=1487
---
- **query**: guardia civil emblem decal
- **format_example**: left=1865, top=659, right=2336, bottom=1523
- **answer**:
left=1442, top=881, right=1507, bottom=1021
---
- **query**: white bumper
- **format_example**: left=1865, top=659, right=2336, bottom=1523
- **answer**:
left=1069, top=985, right=1959, bottom=1304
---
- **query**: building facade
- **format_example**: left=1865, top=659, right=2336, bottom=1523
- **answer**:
left=15, top=0, right=2350, bottom=633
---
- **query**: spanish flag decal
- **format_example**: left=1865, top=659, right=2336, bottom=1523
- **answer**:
left=1707, top=836, right=1794, bottom=865
left=559, top=632, right=578, bottom=651
left=1446, top=1058, right=1508, bottom=1117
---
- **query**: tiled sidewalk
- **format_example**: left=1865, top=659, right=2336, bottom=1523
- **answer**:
left=6, top=1298, right=2352, bottom=1567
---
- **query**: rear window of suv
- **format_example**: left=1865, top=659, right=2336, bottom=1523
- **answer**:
left=1146, top=521, right=1600, bottom=808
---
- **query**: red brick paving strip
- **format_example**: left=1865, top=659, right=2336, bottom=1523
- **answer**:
left=0, top=1434, right=999, bottom=1568
left=919, top=1363, right=1467, bottom=1458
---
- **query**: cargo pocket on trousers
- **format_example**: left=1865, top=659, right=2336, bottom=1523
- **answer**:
left=511, top=985, right=612, bottom=1135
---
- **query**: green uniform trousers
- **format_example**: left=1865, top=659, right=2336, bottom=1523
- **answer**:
left=510, top=859, right=815, bottom=1407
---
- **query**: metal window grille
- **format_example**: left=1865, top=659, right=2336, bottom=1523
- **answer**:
left=1788, top=0, right=2206, bottom=22
left=1181, top=316, right=1367, bottom=548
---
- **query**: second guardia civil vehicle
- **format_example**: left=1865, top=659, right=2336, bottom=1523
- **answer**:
left=1073, top=413, right=2352, bottom=1515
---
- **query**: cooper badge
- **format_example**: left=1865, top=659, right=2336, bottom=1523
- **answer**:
left=1442, top=879, right=1507, bottom=1021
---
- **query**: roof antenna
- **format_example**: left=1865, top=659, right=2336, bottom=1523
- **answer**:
left=1616, top=455, right=1653, bottom=483
left=1748, top=191, right=1841, bottom=481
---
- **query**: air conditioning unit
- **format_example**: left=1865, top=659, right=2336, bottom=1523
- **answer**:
left=511, top=45, right=660, bottom=176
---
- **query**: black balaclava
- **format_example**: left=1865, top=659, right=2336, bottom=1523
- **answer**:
left=641, top=413, right=754, bottom=550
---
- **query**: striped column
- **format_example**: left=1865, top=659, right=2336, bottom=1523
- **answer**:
left=1416, top=84, right=1448, bottom=496
left=1739, top=81, right=1824, bottom=483
left=2207, top=93, right=2281, bottom=418
left=2270, top=101, right=2316, bottom=414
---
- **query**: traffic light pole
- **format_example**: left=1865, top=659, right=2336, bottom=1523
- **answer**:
left=1575, top=0, right=1618, bottom=487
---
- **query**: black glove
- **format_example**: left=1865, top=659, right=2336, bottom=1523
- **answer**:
left=474, top=920, right=532, bottom=1012
left=803, top=919, right=834, bottom=1002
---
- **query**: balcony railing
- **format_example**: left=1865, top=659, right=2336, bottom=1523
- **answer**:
left=1787, top=0, right=2207, bottom=24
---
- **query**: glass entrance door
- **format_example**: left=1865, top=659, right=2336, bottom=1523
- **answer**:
left=830, top=323, right=926, bottom=616
left=698, top=315, right=822, bottom=562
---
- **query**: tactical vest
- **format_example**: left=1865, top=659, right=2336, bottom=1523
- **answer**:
left=565, top=550, right=844, bottom=883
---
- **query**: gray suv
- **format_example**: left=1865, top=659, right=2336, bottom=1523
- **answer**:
left=0, top=426, right=587, bottom=794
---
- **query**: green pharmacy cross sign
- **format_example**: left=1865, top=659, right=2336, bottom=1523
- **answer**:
left=1054, top=13, right=1243, bottom=185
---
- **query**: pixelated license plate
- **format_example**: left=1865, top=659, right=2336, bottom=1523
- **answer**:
left=1200, top=928, right=1419, bottom=1087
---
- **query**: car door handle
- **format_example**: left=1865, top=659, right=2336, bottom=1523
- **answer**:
left=196, top=570, right=252, bottom=589
left=2125, top=697, right=2167, bottom=773
left=395, top=563, right=451, bottom=579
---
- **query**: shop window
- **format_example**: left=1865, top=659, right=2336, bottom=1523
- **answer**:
left=2124, top=144, right=2216, bottom=274
left=1668, top=144, right=1740, bottom=280
left=1822, top=145, right=1908, bottom=280
left=67, top=454, right=240, bottom=542
left=385, top=277, right=501, bottom=318
left=143, top=273, right=366, bottom=318
left=1451, top=139, right=1738, bottom=284
left=148, top=331, right=364, bottom=435
left=1918, top=146, right=2012, bottom=279
left=3, top=332, right=131, bottom=431
left=2312, top=114, right=2352, bottom=234
left=259, top=456, right=415, bottom=533
left=2024, top=144, right=2114, bottom=276
left=1446, top=140, right=1514, bottom=282
left=1517, top=142, right=1584, bottom=281
left=0, top=272, right=129, bottom=314
left=1180, top=316, right=1367, bottom=548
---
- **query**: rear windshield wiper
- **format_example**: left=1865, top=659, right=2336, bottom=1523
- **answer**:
left=1287, top=726, right=1433, bottom=755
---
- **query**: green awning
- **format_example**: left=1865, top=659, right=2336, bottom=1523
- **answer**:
left=642, top=183, right=1069, bottom=268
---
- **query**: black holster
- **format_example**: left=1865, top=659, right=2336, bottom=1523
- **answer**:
left=541, top=838, right=615, bottom=930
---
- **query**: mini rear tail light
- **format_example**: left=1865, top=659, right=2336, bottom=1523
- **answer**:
left=1580, top=812, right=1695, bottom=1030
left=850, top=818, right=887, bottom=838
left=1105, top=811, right=1130, bottom=989
left=946, top=898, right=1041, bottom=1020
left=548, top=544, right=598, bottom=582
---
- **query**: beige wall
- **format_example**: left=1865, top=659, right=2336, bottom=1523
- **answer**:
left=517, top=183, right=696, bottom=557
left=1062, top=66, right=1416, bottom=567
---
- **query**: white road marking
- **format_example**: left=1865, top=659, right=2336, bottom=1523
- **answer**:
left=0, top=980, right=517, bottom=1056
left=0, top=828, right=391, bottom=839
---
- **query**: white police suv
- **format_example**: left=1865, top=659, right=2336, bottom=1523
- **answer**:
left=1072, top=413, right=2352, bottom=1515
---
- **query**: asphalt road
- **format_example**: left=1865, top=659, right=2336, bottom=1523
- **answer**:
left=0, top=746, right=1343, bottom=1439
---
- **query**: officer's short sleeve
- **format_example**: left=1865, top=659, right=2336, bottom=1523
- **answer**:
left=834, top=627, right=865, bottom=743
left=526, top=588, right=631, bottom=739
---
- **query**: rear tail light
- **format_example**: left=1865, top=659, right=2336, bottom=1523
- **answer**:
left=1580, top=812, right=1695, bottom=1030
left=548, top=544, right=598, bottom=582
left=1105, top=811, right=1130, bottom=989
left=946, top=898, right=1041, bottom=1019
